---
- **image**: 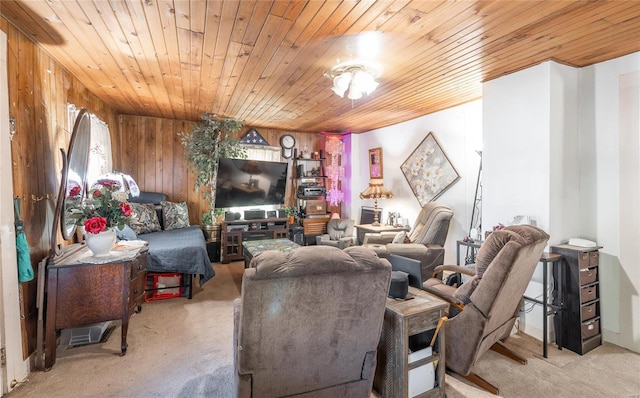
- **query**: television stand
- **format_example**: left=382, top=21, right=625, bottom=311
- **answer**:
left=220, top=217, right=289, bottom=263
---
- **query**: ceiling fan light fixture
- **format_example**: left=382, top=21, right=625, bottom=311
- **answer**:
left=325, top=61, right=381, bottom=100
left=332, top=72, right=352, bottom=97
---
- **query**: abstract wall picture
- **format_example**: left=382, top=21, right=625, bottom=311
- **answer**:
left=400, top=132, right=460, bottom=206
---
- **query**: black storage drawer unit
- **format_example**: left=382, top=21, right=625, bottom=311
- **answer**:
left=551, top=243, right=603, bottom=355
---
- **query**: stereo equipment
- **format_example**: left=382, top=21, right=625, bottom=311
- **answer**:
left=224, top=211, right=235, bottom=221
left=244, top=209, right=266, bottom=220
left=227, top=225, right=249, bottom=232
left=304, top=199, right=327, bottom=215
left=298, top=186, right=326, bottom=197
left=266, top=210, right=277, bottom=218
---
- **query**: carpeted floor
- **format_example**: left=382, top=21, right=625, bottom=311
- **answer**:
left=7, top=261, right=640, bottom=398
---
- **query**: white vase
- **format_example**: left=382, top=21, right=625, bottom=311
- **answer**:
left=86, top=229, right=116, bottom=257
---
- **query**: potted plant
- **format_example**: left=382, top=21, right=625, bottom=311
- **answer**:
left=282, top=206, right=297, bottom=224
left=178, top=113, right=247, bottom=223
left=67, top=179, right=133, bottom=256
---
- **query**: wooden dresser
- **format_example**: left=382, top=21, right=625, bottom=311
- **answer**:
left=45, top=241, right=148, bottom=369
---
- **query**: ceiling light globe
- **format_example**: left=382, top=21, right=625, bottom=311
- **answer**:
left=332, top=72, right=351, bottom=97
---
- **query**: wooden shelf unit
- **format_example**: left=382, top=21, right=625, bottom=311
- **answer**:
left=551, top=244, right=603, bottom=355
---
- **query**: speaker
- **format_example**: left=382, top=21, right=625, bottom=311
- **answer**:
left=266, top=210, right=276, bottom=218
left=244, top=209, right=266, bottom=220
left=296, top=164, right=304, bottom=178
left=206, top=241, right=220, bottom=263
left=290, top=226, right=304, bottom=245
left=224, top=211, right=235, bottom=221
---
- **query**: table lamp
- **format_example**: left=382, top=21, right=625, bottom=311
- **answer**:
left=359, top=179, right=393, bottom=226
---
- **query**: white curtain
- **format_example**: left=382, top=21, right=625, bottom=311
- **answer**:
left=67, top=104, right=113, bottom=188
left=243, top=145, right=280, bottom=161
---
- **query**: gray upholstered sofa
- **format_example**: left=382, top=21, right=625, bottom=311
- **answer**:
left=127, top=192, right=214, bottom=291
left=233, top=245, right=391, bottom=397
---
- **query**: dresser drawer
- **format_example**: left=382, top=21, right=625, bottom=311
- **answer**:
left=581, top=302, right=597, bottom=321
left=581, top=319, right=600, bottom=340
left=407, top=311, right=442, bottom=336
left=579, top=267, right=598, bottom=286
left=578, top=252, right=590, bottom=268
left=589, top=251, right=599, bottom=266
left=580, top=285, right=597, bottom=304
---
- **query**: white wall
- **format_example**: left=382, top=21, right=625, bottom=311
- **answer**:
left=483, top=63, right=552, bottom=235
left=583, top=52, right=640, bottom=352
left=353, top=100, right=483, bottom=265
left=350, top=54, right=640, bottom=353
left=482, top=56, right=640, bottom=352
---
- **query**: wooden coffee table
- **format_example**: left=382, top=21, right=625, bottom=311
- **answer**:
left=242, top=238, right=301, bottom=268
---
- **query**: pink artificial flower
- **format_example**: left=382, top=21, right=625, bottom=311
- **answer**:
left=120, top=202, right=132, bottom=217
left=69, top=185, right=81, bottom=197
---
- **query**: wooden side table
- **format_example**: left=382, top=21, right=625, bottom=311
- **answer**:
left=374, top=287, right=448, bottom=397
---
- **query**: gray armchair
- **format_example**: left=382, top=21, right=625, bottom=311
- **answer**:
left=234, top=245, right=391, bottom=398
left=316, top=218, right=355, bottom=249
left=423, top=225, right=549, bottom=395
left=363, top=202, right=453, bottom=282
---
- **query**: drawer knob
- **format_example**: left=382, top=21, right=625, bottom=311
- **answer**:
left=588, top=324, right=594, bottom=331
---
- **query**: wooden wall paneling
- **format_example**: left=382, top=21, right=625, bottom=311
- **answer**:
left=152, top=117, right=163, bottom=192
left=172, top=120, right=189, bottom=204
left=3, top=19, right=120, bottom=360
left=141, top=117, right=153, bottom=189
left=160, top=118, right=174, bottom=199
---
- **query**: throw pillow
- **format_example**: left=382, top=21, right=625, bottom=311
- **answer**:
left=392, top=231, right=406, bottom=243
left=161, top=201, right=190, bottom=230
left=129, top=203, right=162, bottom=235
left=114, top=225, right=138, bottom=241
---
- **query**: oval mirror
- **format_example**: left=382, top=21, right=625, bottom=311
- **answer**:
left=61, top=109, right=91, bottom=240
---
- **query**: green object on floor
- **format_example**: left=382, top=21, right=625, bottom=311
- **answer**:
left=14, top=198, right=33, bottom=283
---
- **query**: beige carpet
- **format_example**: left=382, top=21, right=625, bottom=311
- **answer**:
left=7, top=261, right=640, bottom=398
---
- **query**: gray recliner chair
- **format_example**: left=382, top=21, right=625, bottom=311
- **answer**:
left=363, top=202, right=453, bottom=282
left=234, top=245, right=392, bottom=398
left=316, top=218, right=355, bottom=249
left=423, top=225, right=550, bottom=395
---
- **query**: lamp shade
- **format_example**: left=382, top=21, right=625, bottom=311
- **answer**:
left=241, top=160, right=262, bottom=175
left=103, top=172, right=140, bottom=197
left=359, top=179, right=394, bottom=200
left=359, top=179, right=393, bottom=226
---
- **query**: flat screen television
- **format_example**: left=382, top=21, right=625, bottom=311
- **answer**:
left=215, top=158, right=288, bottom=209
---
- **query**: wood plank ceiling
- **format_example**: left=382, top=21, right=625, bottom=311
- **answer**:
left=2, top=0, right=640, bottom=133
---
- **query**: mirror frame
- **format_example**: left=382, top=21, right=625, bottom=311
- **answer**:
left=61, top=109, right=91, bottom=241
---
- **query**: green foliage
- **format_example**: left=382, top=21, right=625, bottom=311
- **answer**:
left=178, top=113, right=248, bottom=213
left=282, top=206, right=297, bottom=216
left=201, top=211, right=213, bottom=226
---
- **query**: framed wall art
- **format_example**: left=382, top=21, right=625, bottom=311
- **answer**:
left=369, top=147, right=383, bottom=178
left=400, top=132, right=460, bottom=206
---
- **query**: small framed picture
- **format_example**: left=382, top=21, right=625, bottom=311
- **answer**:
left=369, top=147, right=383, bottom=179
